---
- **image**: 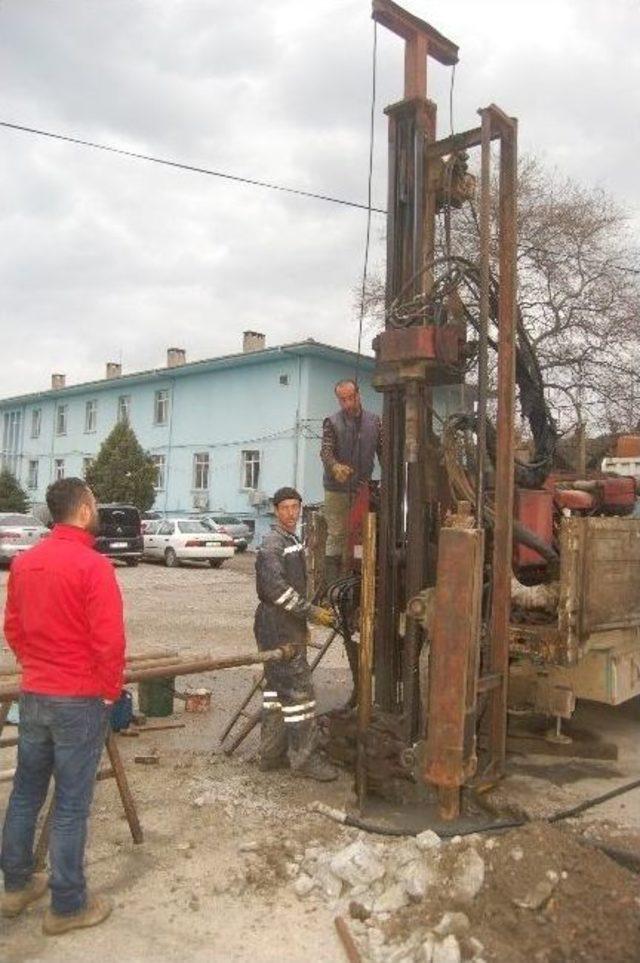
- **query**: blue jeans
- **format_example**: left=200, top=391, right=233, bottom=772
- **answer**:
left=1, top=693, right=109, bottom=915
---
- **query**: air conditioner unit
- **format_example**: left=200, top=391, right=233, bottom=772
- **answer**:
left=193, top=492, right=210, bottom=510
left=248, top=490, right=268, bottom=506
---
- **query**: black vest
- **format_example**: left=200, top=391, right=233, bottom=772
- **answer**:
left=323, top=409, right=379, bottom=492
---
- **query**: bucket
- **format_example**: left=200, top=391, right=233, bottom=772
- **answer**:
left=138, top=678, right=175, bottom=718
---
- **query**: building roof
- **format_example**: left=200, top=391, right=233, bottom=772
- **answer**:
left=0, top=339, right=375, bottom=406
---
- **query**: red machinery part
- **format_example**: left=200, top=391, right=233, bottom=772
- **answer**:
left=600, top=476, right=636, bottom=514
left=554, top=489, right=596, bottom=512
left=514, top=489, right=554, bottom=569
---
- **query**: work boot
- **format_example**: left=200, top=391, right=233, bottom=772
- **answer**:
left=1, top=873, right=48, bottom=918
left=43, top=895, right=113, bottom=936
left=293, top=753, right=338, bottom=782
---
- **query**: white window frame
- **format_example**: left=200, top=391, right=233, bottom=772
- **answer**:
left=82, top=456, right=94, bottom=479
left=85, top=399, right=97, bottom=433
left=154, top=389, right=169, bottom=426
left=151, top=454, right=166, bottom=491
left=27, top=460, right=38, bottom=490
left=241, top=449, right=261, bottom=490
left=55, top=404, right=67, bottom=436
left=31, top=408, right=41, bottom=439
left=193, top=452, right=210, bottom=491
left=54, top=458, right=65, bottom=481
left=1, top=409, right=22, bottom=474
left=118, top=395, right=131, bottom=424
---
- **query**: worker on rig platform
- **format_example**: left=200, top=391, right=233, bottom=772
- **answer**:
left=254, top=487, right=338, bottom=781
left=320, top=378, right=382, bottom=585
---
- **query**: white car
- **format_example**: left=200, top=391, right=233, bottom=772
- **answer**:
left=143, top=518, right=235, bottom=568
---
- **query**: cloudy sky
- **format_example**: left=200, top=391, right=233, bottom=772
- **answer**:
left=1, top=0, right=638, bottom=398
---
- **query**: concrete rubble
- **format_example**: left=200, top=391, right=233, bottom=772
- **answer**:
left=271, top=828, right=489, bottom=963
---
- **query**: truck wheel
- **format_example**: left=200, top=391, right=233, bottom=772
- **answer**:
left=209, top=559, right=224, bottom=569
left=125, top=558, right=140, bottom=567
left=165, top=548, right=179, bottom=568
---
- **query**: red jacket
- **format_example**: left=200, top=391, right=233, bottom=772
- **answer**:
left=3, top=524, right=126, bottom=701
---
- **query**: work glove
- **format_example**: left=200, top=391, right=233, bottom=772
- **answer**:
left=308, top=605, right=336, bottom=628
left=331, top=463, right=354, bottom=484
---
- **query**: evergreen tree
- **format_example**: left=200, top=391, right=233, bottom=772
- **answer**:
left=0, top=468, right=29, bottom=513
left=85, top=422, right=157, bottom=511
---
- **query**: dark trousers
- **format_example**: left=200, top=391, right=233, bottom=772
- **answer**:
left=1, top=693, right=109, bottom=915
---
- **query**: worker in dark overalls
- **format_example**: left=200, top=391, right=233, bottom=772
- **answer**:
left=254, top=487, right=338, bottom=781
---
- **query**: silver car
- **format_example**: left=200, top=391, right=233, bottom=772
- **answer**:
left=206, top=514, right=253, bottom=552
left=0, top=513, right=49, bottom=565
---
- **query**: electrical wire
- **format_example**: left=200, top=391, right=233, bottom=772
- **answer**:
left=0, top=120, right=387, bottom=216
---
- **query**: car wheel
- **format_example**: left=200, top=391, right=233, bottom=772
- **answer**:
left=209, top=559, right=224, bottom=569
left=237, top=544, right=247, bottom=553
left=165, top=548, right=179, bottom=568
left=125, top=558, right=140, bottom=567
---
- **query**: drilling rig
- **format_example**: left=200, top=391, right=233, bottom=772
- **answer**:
left=324, top=0, right=640, bottom=824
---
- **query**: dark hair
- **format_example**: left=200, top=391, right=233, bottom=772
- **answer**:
left=334, top=379, right=359, bottom=394
left=273, top=486, right=302, bottom=507
left=46, top=477, right=92, bottom=523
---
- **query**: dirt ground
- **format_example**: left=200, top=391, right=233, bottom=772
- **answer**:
left=1, top=555, right=639, bottom=962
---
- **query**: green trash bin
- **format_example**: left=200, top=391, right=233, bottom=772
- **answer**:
left=137, top=677, right=174, bottom=718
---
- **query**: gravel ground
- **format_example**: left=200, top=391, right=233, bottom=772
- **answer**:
left=1, top=557, right=639, bottom=962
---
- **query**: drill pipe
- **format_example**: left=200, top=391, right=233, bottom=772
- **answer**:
left=0, top=646, right=299, bottom=703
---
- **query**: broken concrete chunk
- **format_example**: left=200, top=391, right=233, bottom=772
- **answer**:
left=434, top=911, right=470, bottom=938
left=421, top=933, right=436, bottom=963
left=396, top=859, right=437, bottom=900
left=433, top=935, right=462, bottom=963
left=415, top=829, right=442, bottom=852
left=386, top=839, right=422, bottom=874
left=314, top=862, right=342, bottom=899
left=238, top=840, right=259, bottom=853
left=293, top=873, right=315, bottom=898
left=510, top=846, right=524, bottom=862
left=513, top=877, right=558, bottom=910
left=374, top=882, right=410, bottom=914
left=330, top=839, right=386, bottom=887
left=449, top=848, right=485, bottom=902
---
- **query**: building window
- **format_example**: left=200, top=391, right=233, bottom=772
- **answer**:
left=241, top=450, right=261, bottom=490
left=56, top=404, right=67, bottom=436
left=154, top=389, right=169, bottom=426
left=31, top=408, right=41, bottom=439
left=85, top=399, right=97, bottom=433
left=1, top=409, right=22, bottom=474
left=27, top=460, right=39, bottom=490
left=82, top=457, right=94, bottom=479
left=118, top=395, right=131, bottom=424
left=279, top=374, right=290, bottom=386
left=54, top=458, right=65, bottom=481
left=193, top=452, right=210, bottom=490
left=151, top=454, right=166, bottom=491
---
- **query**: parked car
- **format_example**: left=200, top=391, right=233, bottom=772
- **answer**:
left=96, top=504, right=143, bottom=566
left=205, top=514, right=253, bottom=552
left=141, top=510, right=163, bottom=533
left=142, top=518, right=235, bottom=568
left=0, top=513, right=49, bottom=565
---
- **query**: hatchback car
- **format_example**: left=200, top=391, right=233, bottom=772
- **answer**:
left=95, top=504, right=143, bottom=566
left=143, top=518, right=235, bottom=568
left=0, top=513, right=49, bottom=565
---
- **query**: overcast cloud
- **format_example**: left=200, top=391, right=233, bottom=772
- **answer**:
left=1, top=0, right=638, bottom=398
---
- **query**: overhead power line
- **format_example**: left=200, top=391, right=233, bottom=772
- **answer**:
left=0, top=120, right=386, bottom=215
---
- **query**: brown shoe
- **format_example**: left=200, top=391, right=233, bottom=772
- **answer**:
left=1, top=873, right=48, bottom=918
left=43, top=895, right=113, bottom=936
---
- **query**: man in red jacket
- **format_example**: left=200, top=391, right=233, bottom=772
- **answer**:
left=1, top=477, right=125, bottom=935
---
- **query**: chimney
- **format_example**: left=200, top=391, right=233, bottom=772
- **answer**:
left=167, top=347, right=186, bottom=368
left=106, top=362, right=122, bottom=379
left=243, top=330, right=266, bottom=354
left=51, top=373, right=66, bottom=390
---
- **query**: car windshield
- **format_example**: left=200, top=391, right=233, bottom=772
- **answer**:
left=177, top=521, right=209, bottom=534
left=201, top=519, right=221, bottom=531
left=0, top=514, right=42, bottom=527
